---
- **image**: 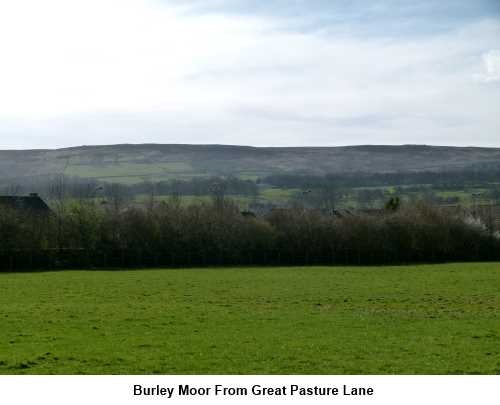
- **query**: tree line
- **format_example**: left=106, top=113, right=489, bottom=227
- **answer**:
left=0, top=175, right=259, bottom=200
left=262, top=168, right=500, bottom=189
left=0, top=198, right=498, bottom=271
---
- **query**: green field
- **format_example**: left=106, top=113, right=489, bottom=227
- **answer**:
left=64, top=162, right=199, bottom=183
left=0, top=263, right=499, bottom=374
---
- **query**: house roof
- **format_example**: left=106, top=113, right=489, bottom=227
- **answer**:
left=0, top=194, right=52, bottom=214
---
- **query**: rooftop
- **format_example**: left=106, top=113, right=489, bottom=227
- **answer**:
left=0, top=193, right=52, bottom=214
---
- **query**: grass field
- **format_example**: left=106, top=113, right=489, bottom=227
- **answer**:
left=64, top=162, right=198, bottom=183
left=0, top=263, right=499, bottom=374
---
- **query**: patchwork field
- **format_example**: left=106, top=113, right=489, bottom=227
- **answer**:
left=64, top=161, right=199, bottom=183
left=0, top=263, right=499, bottom=374
left=3, top=144, right=500, bottom=180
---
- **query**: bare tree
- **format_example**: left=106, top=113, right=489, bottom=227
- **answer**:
left=105, top=183, right=130, bottom=214
left=319, top=183, right=340, bottom=212
left=4, top=183, right=22, bottom=196
left=169, top=180, right=183, bottom=208
left=210, top=180, right=227, bottom=212
left=48, top=174, right=67, bottom=248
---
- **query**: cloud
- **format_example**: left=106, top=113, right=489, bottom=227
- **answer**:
left=479, top=49, right=500, bottom=82
left=173, top=0, right=500, bottom=37
left=0, top=0, right=499, bottom=148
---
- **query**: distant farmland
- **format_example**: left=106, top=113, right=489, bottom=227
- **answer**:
left=2, top=143, right=500, bottom=211
left=2, top=144, right=500, bottom=183
left=1, top=263, right=499, bottom=374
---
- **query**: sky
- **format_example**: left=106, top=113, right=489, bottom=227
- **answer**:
left=0, top=0, right=499, bottom=149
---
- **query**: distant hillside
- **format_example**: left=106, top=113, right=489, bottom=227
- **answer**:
left=1, top=144, right=500, bottom=183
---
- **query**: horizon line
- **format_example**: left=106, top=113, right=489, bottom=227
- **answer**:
left=2, top=143, right=500, bottom=152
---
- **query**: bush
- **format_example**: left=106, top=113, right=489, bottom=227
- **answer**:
left=0, top=200, right=498, bottom=271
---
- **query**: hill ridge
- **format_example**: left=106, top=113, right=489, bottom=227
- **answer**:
left=1, top=144, right=499, bottom=183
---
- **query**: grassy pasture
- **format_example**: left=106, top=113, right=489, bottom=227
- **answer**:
left=260, top=187, right=298, bottom=203
left=64, top=162, right=197, bottom=182
left=0, top=263, right=499, bottom=374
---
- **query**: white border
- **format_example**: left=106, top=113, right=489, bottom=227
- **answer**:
left=1, top=375, right=499, bottom=404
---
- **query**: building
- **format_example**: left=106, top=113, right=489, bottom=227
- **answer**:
left=0, top=193, right=52, bottom=216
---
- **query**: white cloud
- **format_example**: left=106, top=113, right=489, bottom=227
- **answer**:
left=0, top=0, right=269, bottom=116
left=0, top=0, right=499, bottom=148
left=478, top=49, right=500, bottom=82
